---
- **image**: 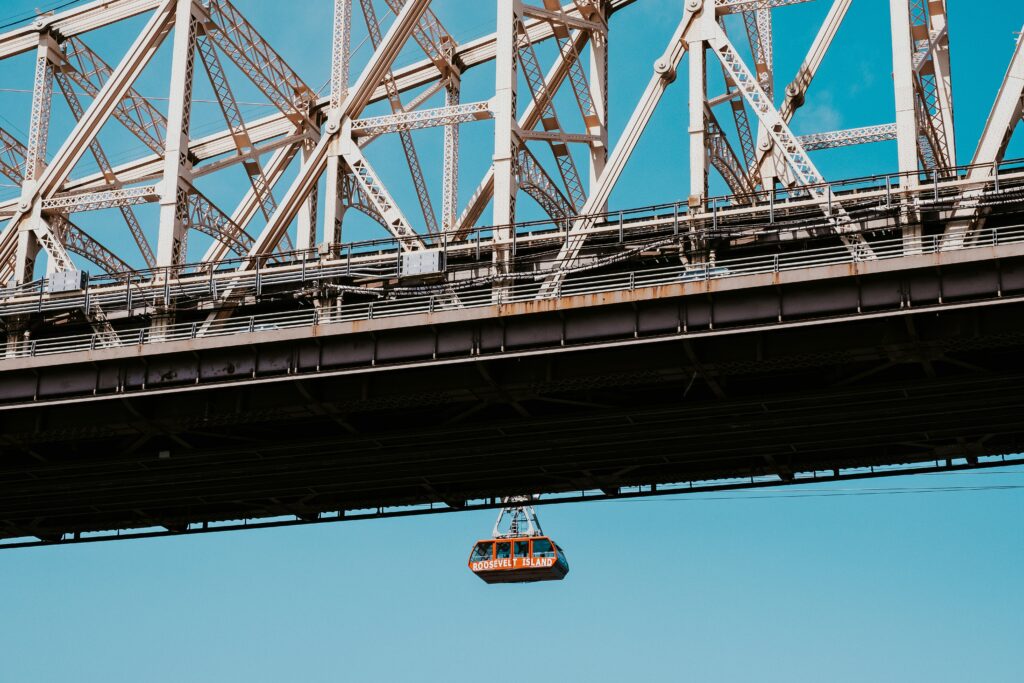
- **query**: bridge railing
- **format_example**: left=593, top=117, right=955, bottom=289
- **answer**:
left=8, top=220, right=1024, bottom=361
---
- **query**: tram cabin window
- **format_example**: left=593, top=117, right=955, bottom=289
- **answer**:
left=471, top=542, right=494, bottom=562
left=513, top=540, right=530, bottom=558
left=495, top=542, right=512, bottom=559
left=532, top=538, right=554, bottom=557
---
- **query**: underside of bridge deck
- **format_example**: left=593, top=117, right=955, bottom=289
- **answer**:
left=3, top=286, right=1024, bottom=544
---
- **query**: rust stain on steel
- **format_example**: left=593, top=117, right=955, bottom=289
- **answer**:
left=7, top=243, right=1024, bottom=373
left=503, top=298, right=559, bottom=315
left=704, top=278, right=724, bottom=293
left=649, top=285, right=678, bottom=299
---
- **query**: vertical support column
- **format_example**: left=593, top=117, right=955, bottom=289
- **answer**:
left=891, top=0, right=919, bottom=183
left=927, top=0, right=955, bottom=165
left=329, top=0, right=351, bottom=112
left=15, top=33, right=59, bottom=283
left=890, top=0, right=922, bottom=253
left=687, top=3, right=710, bottom=208
left=441, top=70, right=461, bottom=231
left=323, top=0, right=352, bottom=249
left=323, top=139, right=345, bottom=247
left=754, top=6, right=773, bottom=98
left=751, top=7, right=789, bottom=191
left=322, top=0, right=350, bottom=314
left=588, top=8, right=609, bottom=209
left=756, top=137, right=780, bottom=192
left=295, top=136, right=319, bottom=250
left=14, top=225, right=41, bottom=285
left=24, top=36, right=57, bottom=184
left=492, top=0, right=521, bottom=280
left=157, top=0, right=198, bottom=269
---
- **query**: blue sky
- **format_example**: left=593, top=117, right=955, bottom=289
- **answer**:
left=2, top=474, right=1022, bottom=681
left=1, top=1, right=1023, bottom=680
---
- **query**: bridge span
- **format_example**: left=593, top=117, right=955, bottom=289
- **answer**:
left=5, top=165, right=1024, bottom=546
left=1, top=0, right=1024, bottom=546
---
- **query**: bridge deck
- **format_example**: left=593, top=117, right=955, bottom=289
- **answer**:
left=3, top=228, right=1024, bottom=546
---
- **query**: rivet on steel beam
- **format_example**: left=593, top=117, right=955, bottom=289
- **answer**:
left=653, top=58, right=675, bottom=83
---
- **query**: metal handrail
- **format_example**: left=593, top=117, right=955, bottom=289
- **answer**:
left=7, top=223, right=1024, bottom=361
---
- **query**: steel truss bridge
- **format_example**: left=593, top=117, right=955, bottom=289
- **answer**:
left=1, top=0, right=1024, bottom=548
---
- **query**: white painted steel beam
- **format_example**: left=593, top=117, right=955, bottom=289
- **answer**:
left=587, top=1, right=609, bottom=208
left=453, top=27, right=593, bottom=239
left=41, top=185, right=160, bottom=213
left=0, top=0, right=1012, bottom=307
left=351, top=102, right=492, bottom=137
left=359, top=0, right=439, bottom=237
left=538, top=7, right=698, bottom=295
left=244, top=0, right=430, bottom=262
left=156, top=0, right=199, bottom=269
left=943, top=27, right=1024, bottom=245
left=0, top=0, right=163, bottom=60
left=798, top=124, right=898, bottom=151
left=202, top=142, right=300, bottom=264
left=714, top=0, right=812, bottom=13
left=492, top=0, right=522, bottom=278
left=0, top=0, right=176, bottom=282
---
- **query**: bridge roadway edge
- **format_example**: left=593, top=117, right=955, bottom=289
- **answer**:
left=3, top=238, right=1024, bottom=392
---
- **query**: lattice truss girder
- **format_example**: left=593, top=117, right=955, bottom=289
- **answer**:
left=0, top=124, right=128, bottom=275
left=0, top=0, right=616, bottom=283
left=0, top=0, right=259, bottom=281
left=0, top=0, right=1016, bottom=298
left=908, top=0, right=955, bottom=172
left=358, top=0, right=441, bottom=237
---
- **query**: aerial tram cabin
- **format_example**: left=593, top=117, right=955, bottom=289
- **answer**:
left=468, top=498, right=569, bottom=584
left=468, top=535, right=569, bottom=584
